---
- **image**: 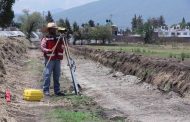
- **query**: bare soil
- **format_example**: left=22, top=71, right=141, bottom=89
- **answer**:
left=62, top=53, right=190, bottom=122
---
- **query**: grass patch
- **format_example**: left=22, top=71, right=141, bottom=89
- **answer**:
left=88, top=44, right=190, bottom=60
left=47, top=109, right=103, bottom=122
left=46, top=95, right=107, bottom=122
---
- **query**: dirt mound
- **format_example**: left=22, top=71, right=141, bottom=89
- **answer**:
left=0, top=37, right=29, bottom=121
left=0, top=37, right=28, bottom=75
left=72, top=46, right=190, bottom=96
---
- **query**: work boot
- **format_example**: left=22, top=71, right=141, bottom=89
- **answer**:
left=55, top=92, right=65, bottom=96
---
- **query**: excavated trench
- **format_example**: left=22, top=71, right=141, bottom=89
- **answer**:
left=71, top=46, right=190, bottom=96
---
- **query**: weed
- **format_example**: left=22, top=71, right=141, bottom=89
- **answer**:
left=142, top=49, right=146, bottom=53
left=181, top=52, right=185, bottom=61
left=48, top=109, right=103, bottom=122
left=169, top=53, right=173, bottom=58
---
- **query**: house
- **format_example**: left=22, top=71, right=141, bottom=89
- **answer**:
left=156, top=25, right=190, bottom=38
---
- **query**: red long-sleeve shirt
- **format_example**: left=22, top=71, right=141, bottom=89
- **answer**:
left=41, top=38, right=51, bottom=53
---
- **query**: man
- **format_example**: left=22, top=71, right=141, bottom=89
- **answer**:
left=41, top=22, right=65, bottom=96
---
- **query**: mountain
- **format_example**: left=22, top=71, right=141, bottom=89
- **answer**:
left=50, top=8, right=65, bottom=14
left=53, top=0, right=190, bottom=28
left=14, top=8, right=64, bottom=22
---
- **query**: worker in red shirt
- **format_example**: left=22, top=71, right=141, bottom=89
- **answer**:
left=41, top=22, right=65, bottom=96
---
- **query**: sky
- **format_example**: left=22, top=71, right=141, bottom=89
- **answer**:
left=13, top=0, right=99, bottom=14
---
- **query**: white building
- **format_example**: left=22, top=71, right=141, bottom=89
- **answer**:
left=156, top=25, right=190, bottom=38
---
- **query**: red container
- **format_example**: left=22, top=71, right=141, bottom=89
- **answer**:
left=5, top=89, right=11, bottom=102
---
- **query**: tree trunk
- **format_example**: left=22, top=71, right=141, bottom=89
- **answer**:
left=73, top=39, right=76, bottom=45
left=102, top=39, right=105, bottom=44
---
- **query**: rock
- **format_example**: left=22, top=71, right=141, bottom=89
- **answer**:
left=112, top=72, right=124, bottom=77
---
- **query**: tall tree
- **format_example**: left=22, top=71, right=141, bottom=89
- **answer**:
left=73, top=21, right=79, bottom=32
left=187, top=22, right=190, bottom=29
left=45, top=11, right=54, bottom=23
left=144, top=22, right=154, bottom=44
left=131, top=14, right=137, bottom=32
left=0, top=0, right=15, bottom=28
left=147, top=17, right=159, bottom=28
left=72, top=22, right=81, bottom=45
left=65, top=18, right=71, bottom=31
left=65, top=18, right=72, bottom=38
left=88, top=20, right=95, bottom=27
left=180, top=17, right=186, bottom=29
left=159, top=15, right=165, bottom=26
left=136, top=15, right=144, bottom=34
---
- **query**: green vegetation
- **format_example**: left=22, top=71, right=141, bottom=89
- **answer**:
left=46, top=95, right=106, bottom=122
left=78, top=24, right=112, bottom=45
left=0, top=0, right=15, bottom=28
left=19, top=10, right=43, bottom=40
left=131, top=15, right=166, bottom=44
left=48, top=109, right=102, bottom=122
left=45, top=11, right=54, bottom=23
left=88, top=44, right=190, bottom=60
left=57, top=18, right=72, bottom=39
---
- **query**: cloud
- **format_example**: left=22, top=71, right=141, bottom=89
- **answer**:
left=14, top=0, right=99, bottom=13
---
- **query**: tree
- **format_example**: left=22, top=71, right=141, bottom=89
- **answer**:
left=12, top=21, right=21, bottom=29
left=158, top=15, right=165, bottom=26
left=20, top=11, right=43, bottom=40
left=57, top=19, right=66, bottom=27
left=180, top=17, right=186, bottom=29
left=146, top=16, right=165, bottom=28
left=98, top=26, right=112, bottom=44
left=187, top=22, right=190, bottom=29
left=125, top=28, right=131, bottom=35
left=131, top=14, right=137, bottom=32
left=136, top=15, right=144, bottom=35
left=45, top=11, right=54, bottom=23
left=147, top=17, right=159, bottom=28
left=0, top=0, right=15, bottom=28
left=65, top=18, right=72, bottom=39
left=57, top=18, right=73, bottom=40
left=131, top=15, right=144, bottom=35
left=73, top=22, right=79, bottom=32
left=72, top=22, right=81, bottom=45
left=144, top=22, right=154, bottom=44
left=80, top=25, right=112, bottom=44
left=88, top=20, right=95, bottom=27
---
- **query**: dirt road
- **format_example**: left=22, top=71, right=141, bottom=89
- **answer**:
left=62, top=55, right=190, bottom=122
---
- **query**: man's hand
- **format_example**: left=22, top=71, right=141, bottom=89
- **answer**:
left=48, top=46, right=56, bottom=52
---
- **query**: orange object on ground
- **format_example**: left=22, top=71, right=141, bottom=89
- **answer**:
left=5, top=89, right=11, bottom=102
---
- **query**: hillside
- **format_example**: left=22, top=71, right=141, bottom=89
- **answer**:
left=53, top=0, right=190, bottom=28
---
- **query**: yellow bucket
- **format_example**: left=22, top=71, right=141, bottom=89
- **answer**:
left=23, top=89, right=43, bottom=101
